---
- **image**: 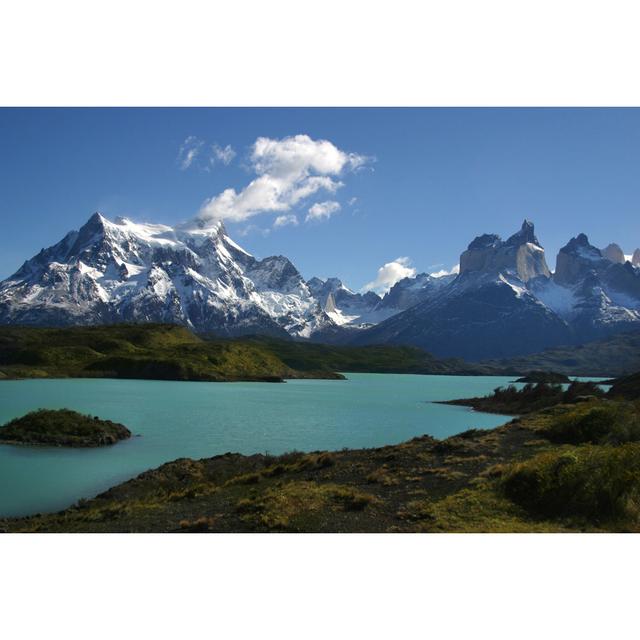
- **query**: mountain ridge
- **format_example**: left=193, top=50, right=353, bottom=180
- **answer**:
left=1, top=213, right=639, bottom=360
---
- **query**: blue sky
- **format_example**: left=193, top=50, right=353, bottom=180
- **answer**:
left=1, top=108, right=639, bottom=289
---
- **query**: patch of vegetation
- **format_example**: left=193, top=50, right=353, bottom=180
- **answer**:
left=235, top=481, right=379, bottom=531
left=501, top=444, right=640, bottom=526
left=235, top=335, right=491, bottom=375
left=442, top=380, right=605, bottom=414
left=0, top=409, right=131, bottom=447
left=545, top=400, right=640, bottom=445
left=608, top=371, right=640, bottom=400
left=0, top=324, right=342, bottom=382
left=514, top=371, right=570, bottom=383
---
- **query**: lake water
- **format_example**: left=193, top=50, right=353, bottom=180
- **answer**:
left=0, top=373, right=525, bottom=517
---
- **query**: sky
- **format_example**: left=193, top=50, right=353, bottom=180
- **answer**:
left=1, top=108, right=639, bottom=291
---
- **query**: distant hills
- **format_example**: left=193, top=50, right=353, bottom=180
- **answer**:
left=0, top=324, right=334, bottom=382
left=1, top=212, right=639, bottom=361
left=2, top=323, right=639, bottom=380
left=482, top=330, right=640, bottom=377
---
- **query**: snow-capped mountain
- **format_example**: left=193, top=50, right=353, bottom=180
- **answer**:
left=355, top=221, right=640, bottom=360
left=373, top=271, right=457, bottom=317
left=531, top=232, right=640, bottom=339
left=305, top=277, right=394, bottom=327
left=0, top=212, right=338, bottom=337
left=2, top=213, right=638, bottom=358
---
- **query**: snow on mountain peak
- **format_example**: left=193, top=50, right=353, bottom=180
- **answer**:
left=0, top=212, right=378, bottom=338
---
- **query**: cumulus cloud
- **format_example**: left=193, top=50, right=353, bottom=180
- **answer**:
left=197, top=134, right=368, bottom=224
left=430, top=264, right=460, bottom=278
left=306, top=200, right=341, bottom=222
left=273, top=214, right=299, bottom=228
left=362, top=257, right=417, bottom=294
left=177, top=136, right=204, bottom=170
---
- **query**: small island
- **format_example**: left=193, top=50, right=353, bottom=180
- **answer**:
left=513, top=371, right=570, bottom=384
left=0, top=409, right=132, bottom=447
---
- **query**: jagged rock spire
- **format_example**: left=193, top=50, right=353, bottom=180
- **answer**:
left=460, top=220, right=549, bottom=282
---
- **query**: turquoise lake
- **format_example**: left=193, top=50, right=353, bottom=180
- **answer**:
left=1, top=373, right=530, bottom=517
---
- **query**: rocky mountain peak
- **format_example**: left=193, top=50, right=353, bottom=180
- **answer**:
left=467, top=233, right=501, bottom=251
left=602, top=243, right=625, bottom=264
left=554, top=233, right=603, bottom=286
left=506, top=219, right=539, bottom=247
left=633, top=249, right=640, bottom=267
left=459, top=221, right=550, bottom=282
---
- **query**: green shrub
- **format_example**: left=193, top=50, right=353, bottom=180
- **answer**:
left=501, top=444, right=640, bottom=524
left=546, top=401, right=640, bottom=445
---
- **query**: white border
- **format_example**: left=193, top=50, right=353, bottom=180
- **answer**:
left=1, top=0, right=640, bottom=106
left=1, top=533, right=638, bottom=639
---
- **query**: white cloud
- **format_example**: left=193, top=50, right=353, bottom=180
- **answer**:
left=197, top=134, right=368, bottom=224
left=347, top=197, right=358, bottom=206
left=211, top=143, right=236, bottom=166
left=237, top=224, right=270, bottom=238
left=273, top=214, right=299, bottom=228
left=177, top=136, right=204, bottom=170
left=179, top=138, right=236, bottom=171
left=362, top=257, right=417, bottom=294
left=430, top=264, right=460, bottom=278
left=306, top=200, right=341, bottom=222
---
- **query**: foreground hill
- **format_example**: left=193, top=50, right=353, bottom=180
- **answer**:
left=0, top=324, right=341, bottom=382
left=5, top=391, right=640, bottom=533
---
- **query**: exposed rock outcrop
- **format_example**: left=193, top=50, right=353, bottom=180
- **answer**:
left=602, top=243, right=625, bottom=264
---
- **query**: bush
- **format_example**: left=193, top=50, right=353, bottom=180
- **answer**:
left=546, top=401, right=640, bottom=445
left=501, top=444, right=640, bottom=524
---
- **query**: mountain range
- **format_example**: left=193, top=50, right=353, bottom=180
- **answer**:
left=1, top=212, right=639, bottom=360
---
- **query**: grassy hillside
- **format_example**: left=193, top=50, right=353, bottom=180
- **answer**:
left=237, top=335, right=491, bottom=375
left=0, top=324, right=341, bottom=382
left=485, top=330, right=640, bottom=377
left=5, top=393, right=640, bottom=533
